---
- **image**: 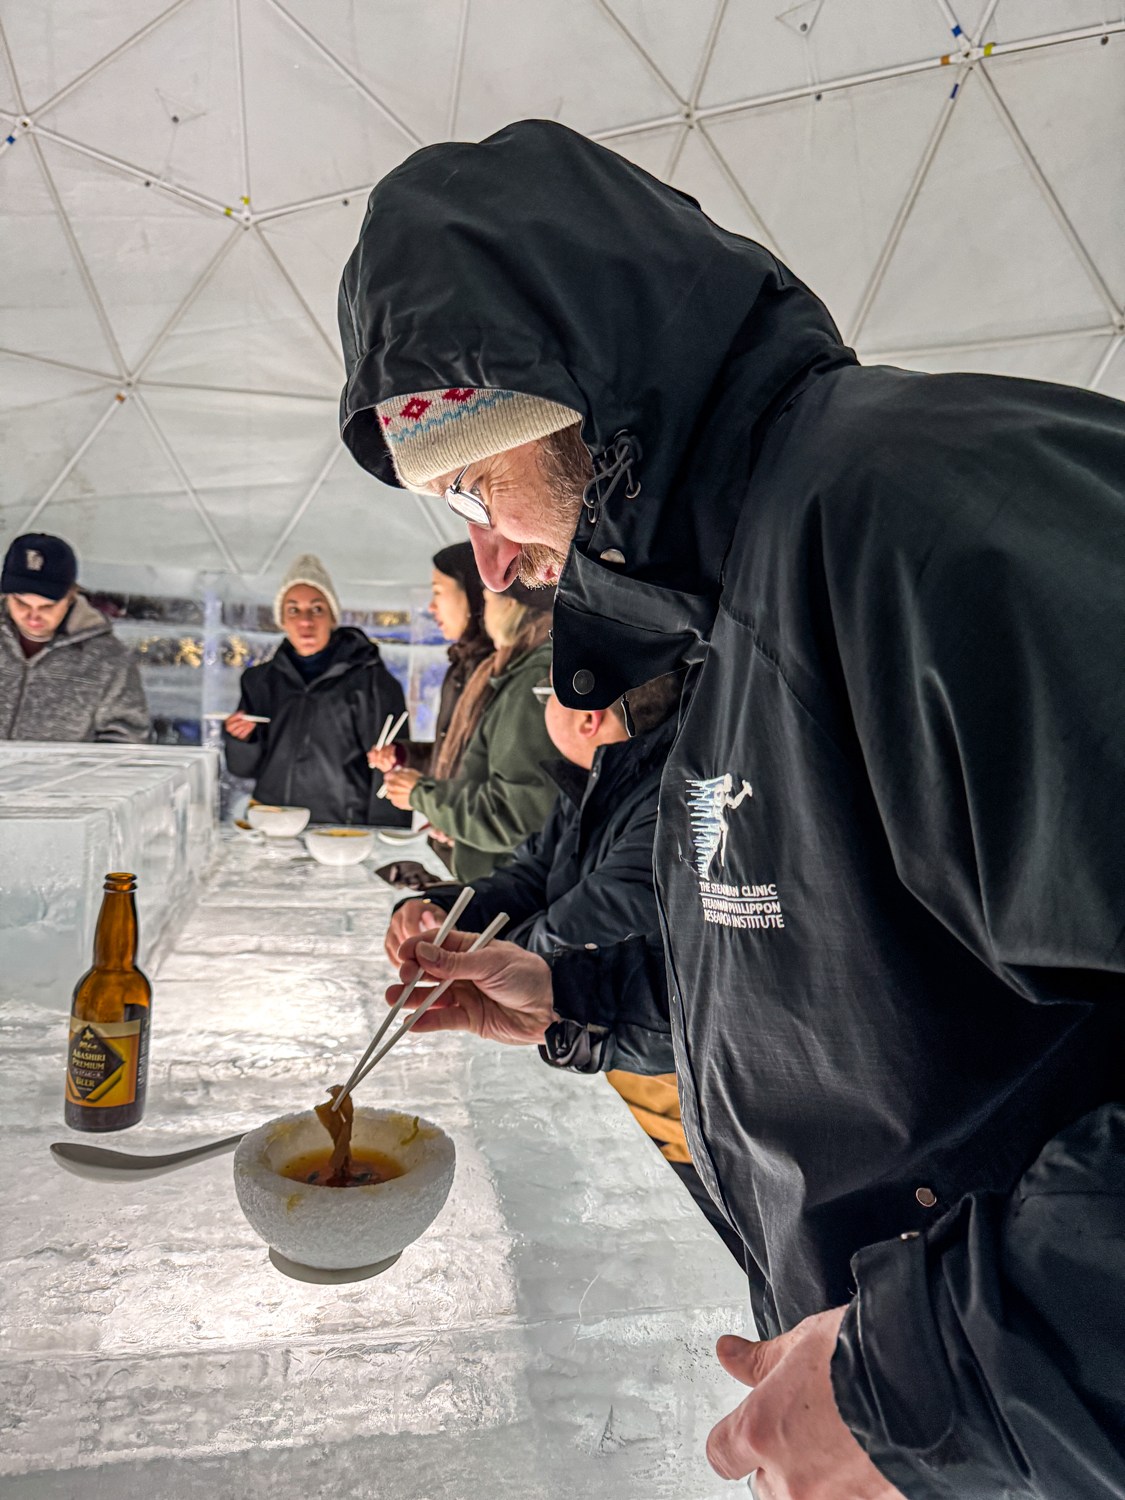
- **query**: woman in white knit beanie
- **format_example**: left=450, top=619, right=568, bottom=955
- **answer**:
left=222, top=554, right=410, bottom=827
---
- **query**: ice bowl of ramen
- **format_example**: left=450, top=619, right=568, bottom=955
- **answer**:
left=233, top=1100, right=456, bottom=1277
left=304, top=826, right=376, bottom=865
left=245, top=804, right=311, bottom=838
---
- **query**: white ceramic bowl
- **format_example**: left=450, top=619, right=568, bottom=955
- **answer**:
left=233, top=1107, right=456, bottom=1272
left=304, top=827, right=376, bottom=865
left=246, top=804, right=311, bottom=838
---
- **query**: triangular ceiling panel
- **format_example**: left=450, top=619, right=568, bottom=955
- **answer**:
left=275, top=463, right=460, bottom=596
left=0, top=135, right=119, bottom=372
left=238, top=0, right=414, bottom=212
left=858, top=69, right=1112, bottom=352
left=706, top=68, right=952, bottom=332
left=604, top=124, right=684, bottom=181
left=602, top=0, right=722, bottom=105
left=41, top=139, right=233, bottom=372
left=0, top=372, right=116, bottom=525
left=0, top=0, right=177, bottom=112
left=985, top=38, right=1125, bottom=307
left=273, top=0, right=466, bottom=147
left=454, top=0, right=680, bottom=140
left=188, top=480, right=318, bottom=575
left=701, top=0, right=953, bottom=112
left=37, top=0, right=244, bottom=206
left=142, top=387, right=337, bottom=494
left=881, top=333, right=1113, bottom=386
left=142, top=229, right=341, bottom=394
left=257, top=198, right=367, bottom=343
left=670, top=126, right=772, bottom=244
left=34, top=393, right=229, bottom=570
left=0, top=35, right=22, bottom=114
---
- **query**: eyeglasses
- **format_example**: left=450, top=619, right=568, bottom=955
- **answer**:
left=531, top=677, right=554, bottom=705
left=443, top=465, right=492, bottom=529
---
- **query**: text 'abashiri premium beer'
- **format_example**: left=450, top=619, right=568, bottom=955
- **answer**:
left=64, top=872, right=152, bottom=1132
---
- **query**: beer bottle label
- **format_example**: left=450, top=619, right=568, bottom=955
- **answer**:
left=65, top=1017, right=142, bottom=1108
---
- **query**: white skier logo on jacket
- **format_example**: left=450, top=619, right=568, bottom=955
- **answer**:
left=686, top=773, right=753, bottom=877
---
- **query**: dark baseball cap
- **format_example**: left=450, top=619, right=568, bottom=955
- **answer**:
left=2, top=533, right=79, bottom=601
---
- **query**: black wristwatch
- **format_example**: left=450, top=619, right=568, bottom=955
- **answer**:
left=538, top=1018, right=613, bottom=1074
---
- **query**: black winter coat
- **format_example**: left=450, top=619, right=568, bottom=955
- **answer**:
left=339, top=122, right=1125, bottom=1498
left=223, top=628, right=410, bottom=827
left=419, top=716, right=672, bottom=956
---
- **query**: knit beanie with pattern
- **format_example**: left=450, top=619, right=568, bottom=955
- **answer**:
left=274, top=554, right=341, bottom=629
left=376, top=387, right=581, bottom=491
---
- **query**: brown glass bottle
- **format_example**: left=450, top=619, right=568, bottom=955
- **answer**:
left=65, top=873, right=152, bottom=1132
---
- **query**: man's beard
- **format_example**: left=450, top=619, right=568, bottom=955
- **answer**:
left=517, top=425, right=591, bottom=587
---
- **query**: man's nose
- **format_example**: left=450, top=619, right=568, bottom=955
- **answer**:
left=468, top=526, right=521, bottom=592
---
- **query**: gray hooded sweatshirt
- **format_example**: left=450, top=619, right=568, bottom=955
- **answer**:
left=1, top=595, right=151, bottom=742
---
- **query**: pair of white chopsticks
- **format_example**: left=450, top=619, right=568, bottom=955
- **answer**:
left=373, top=709, right=409, bottom=798
left=331, top=886, right=508, bottom=1111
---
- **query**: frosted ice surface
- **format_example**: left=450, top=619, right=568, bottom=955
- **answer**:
left=0, top=744, right=217, bottom=1008
left=1, top=831, right=751, bottom=1498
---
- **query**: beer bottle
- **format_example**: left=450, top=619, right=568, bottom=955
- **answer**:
left=65, top=872, right=152, bottom=1132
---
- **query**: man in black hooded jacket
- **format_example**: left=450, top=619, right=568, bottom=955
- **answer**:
left=337, top=121, right=1125, bottom=1499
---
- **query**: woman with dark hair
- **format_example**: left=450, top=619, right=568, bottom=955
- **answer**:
left=381, top=582, right=557, bottom=882
left=368, top=540, right=491, bottom=783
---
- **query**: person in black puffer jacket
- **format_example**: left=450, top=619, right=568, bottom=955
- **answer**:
left=223, top=554, right=409, bottom=827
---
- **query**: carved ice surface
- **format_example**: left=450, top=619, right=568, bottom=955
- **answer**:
left=0, top=744, right=218, bottom=1007
left=1, top=830, right=751, bottom=1498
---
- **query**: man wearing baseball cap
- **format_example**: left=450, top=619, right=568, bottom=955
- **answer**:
left=1, top=532, right=150, bottom=742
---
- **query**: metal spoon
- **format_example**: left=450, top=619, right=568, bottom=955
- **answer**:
left=50, top=1134, right=243, bottom=1180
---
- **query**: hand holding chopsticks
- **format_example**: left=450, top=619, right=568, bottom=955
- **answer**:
left=371, top=710, right=409, bottom=789
left=331, top=886, right=474, bottom=1112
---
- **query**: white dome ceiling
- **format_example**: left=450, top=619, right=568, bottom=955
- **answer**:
left=2, top=0, right=1123, bottom=607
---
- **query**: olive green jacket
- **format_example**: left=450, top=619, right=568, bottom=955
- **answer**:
left=410, top=640, right=556, bottom=882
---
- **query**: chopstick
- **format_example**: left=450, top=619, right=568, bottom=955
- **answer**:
left=348, top=912, right=509, bottom=1092
left=330, top=885, right=475, bottom=1112
left=374, top=709, right=411, bottom=796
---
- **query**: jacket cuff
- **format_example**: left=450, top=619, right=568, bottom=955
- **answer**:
left=832, top=1230, right=997, bottom=1500
left=409, top=778, right=439, bottom=817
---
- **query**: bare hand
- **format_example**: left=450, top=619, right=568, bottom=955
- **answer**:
left=384, top=899, right=444, bottom=965
left=367, top=744, right=400, bottom=772
left=388, top=931, right=557, bottom=1046
left=381, top=767, right=422, bottom=810
left=707, top=1308, right=904, bottom=1499
left=225, top=711, right=257, bottom=740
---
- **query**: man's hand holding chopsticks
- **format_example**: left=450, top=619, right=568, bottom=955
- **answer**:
left=389, top=932, right=557, bottom=1047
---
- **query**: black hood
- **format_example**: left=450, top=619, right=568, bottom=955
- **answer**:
left=339, top=119, right=852, bottom=706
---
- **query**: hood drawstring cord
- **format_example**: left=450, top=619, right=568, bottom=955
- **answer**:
left=583, top=431, right=643, bottom=523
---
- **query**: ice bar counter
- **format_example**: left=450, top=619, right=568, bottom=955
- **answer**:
left=1, top=816, right=750, bottom=1497
left=0, top=743, right=217, bottom=1005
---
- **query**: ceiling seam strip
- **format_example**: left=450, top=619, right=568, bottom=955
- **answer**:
left=446, top=0, right=471, bottom=139
left=695, top=123, right=784, bottom=259
left=133, top=392, right=241, bottom=573
left=846, top=60, right=973, bottom=347
left=595, top=1, right=685, bottom=106
left=860, top=322, right=1116, bottom=363
left=132, top=228, right=242, bottom=385
left=255, top=445, right=343, bottom=577
left=666, top=0, right=730, bottom=180
left=252, top=225, right=341, bottom=366
left=593, top=20, right=1125, bottom=140
left=972, top=0, right=1001, bottom=48
left=264, top=0, right=424, bottom=149
left=232, top=0, right=253, bottom=206
left=29, top=0, right=195, bottom=117
left=930, top=0, right=973, bottom=57
left=30, top=124, right=232, bottom=217
left=975, top=63, right=1121, bottom=321
left=20, top=395, right=124, bottom=530
left=0, top=345, right=120, bottom=383
left=255, top=186, right=372, bottom=223
left=28, top=135, right=129, bottom=379
left=143, top=379, right=337, bottom=403
left=0, top=15, right=27, bottom=114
